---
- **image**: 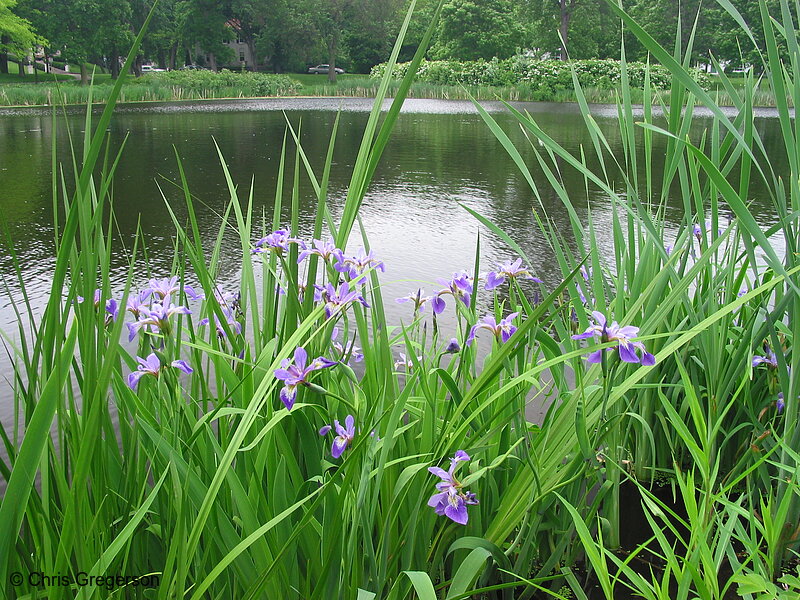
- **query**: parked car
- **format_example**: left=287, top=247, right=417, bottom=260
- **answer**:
left=308, top=64, right=344, bottom=75
left=141, top=64, right=166, bottom=73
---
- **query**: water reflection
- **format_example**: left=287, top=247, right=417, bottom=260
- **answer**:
left=0, top=98, right=787, bottom=388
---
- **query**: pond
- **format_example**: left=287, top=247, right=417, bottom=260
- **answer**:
left=0, top=97, right=787, bottom=420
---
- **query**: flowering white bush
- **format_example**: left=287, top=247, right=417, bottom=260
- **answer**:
left=371, top=56, right=711, bottom=92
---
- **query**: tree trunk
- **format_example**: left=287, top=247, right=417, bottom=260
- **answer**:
left=80, top=62, right=89, bottom=85
left=327, top=38, right=338, bottom=83
left=168, top=44, right=178, bottom=70
left=209, top=53, right=218, bottom=72
left=247, top=37, right=257, bottom=71
left=559, top=0, right=571, bottom=61
left=0, top=35, right=8, bottom=74
left=110, top=49, right=120, bottom=79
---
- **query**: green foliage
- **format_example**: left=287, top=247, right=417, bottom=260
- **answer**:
left=372, top=56, right=712, bottom=91
left=134, top=68, right=300, bottom=95
left=0, top=0, right=43, bottom=55
left=431, top=0, right=525, bottom=60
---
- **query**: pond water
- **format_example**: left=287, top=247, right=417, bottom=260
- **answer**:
left=0, top=98, right=787, bottom=420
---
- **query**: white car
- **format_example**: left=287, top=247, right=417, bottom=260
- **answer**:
left=141, top=65, right=166, bottom=73
left=308, top=64, right=344, bottom=75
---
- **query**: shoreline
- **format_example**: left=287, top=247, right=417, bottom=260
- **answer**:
left=0, top=94, right=786, bottom=118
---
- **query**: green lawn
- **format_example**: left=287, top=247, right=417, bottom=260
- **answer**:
left=0, top=60, right=78, bottom=83
left=288, top=72, right=365, bottom=87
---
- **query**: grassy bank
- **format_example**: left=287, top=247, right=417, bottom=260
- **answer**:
left=0, top=69, right=786, bottom=108
left=1, top=1, right=800, bottom=599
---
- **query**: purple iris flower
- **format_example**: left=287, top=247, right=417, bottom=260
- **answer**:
left=147, top=276, right=202, bottom=301
left=485, top=258, right=542, bottom=290
left=777, top=393, right=785, bottom=414
left=252, top=230, right=302, bottom=255
left=692, top=220, right=723, bottom=242
left=335, top=247, right=385, bottom=284
left=428, top=450, right=479, bottom=525
left=314, top=283, right=370, bottom=319
left=127, top=352, right=193, bottom=390
left=396, top=288, right=432, bottom=313
left=466, top=313, right=518, bottom=346
left=575, top=282, right=587, bottom=304
left=126, top=290, right=153, bottom=319
left=105, top=299, right=119, bottom=324
left=199, top=306, right=242, bottom=338
left=77, top=288, right=118, bottom=324
left=445, top=338, right=461, bottom=353
left=432, top=271, right=474, bottom=314
left=319, top=415, right=356, bottom=458
left=297, top=237, right=343, bottom=264
left=752, top=347, right=779, bottom=369
left=127, top=296, right=191, bottom=341
left=331, top=327, right=363, bottom=364
left=394, top=352, right=420, bottom=370
left=273, top=346, right=337, bottom=410
left=572, top=311, right=655, bottom=366
left=210, top=286, right=240, bottom=309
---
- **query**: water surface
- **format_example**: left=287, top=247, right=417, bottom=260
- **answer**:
left=0, top=98, right=787, bottom=422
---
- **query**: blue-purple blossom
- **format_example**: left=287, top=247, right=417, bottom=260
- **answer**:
left=77, top=288, right=119, bottom=324
left=318, top=415, right=356, bottom=458
left=466, top=313, right=518, bottom=346
left=692, top=220, right=722, bottom=242
left=126, top=290, right=153, bottom=319
left=273, top=346, right=337, bottom=410
left=252, top=230, right=302, bottom=255
left=331, top=327, right=363, bottom=364
left=572, top=311, right=655, bottom=366
left=314, top=283, right=369, bottom=319
left=335, top=247, right=385, bottom=284
left=575, top=282, right=587, bottom=304
left=432, top=271, right=474, bottom=314
left=147, top=276, right=202, bottom=301
left=297, top=237, right=343, bottom=264
left=752, top=347, right=779, bottom=369
left=105, top=298, right=119, bottom=324
left=485, top=258, right=542, bottom=290
left=127, top=296, right=191, bottom=341
left=199, top=306, right=242, bottom=338
left=428, top=450, right=479, bottom=525
left=777, top=393, right=785, bottom=414
left=394, top=352, right=420, bottom=370
left=445, top=338, right=461, bottom=353
left=127, top=353, right=193, bottom=390
left=396, top=288, right=432, bottom=313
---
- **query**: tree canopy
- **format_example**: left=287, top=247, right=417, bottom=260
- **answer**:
left=4, top=0, right=792, bottom=80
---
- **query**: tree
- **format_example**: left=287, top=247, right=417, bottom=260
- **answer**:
left=253, top=0, right=320, bottom=72
left=0, top=0, right=42, bottom=74
left=524, top=0, right=620, bottom=60
left=342, top=0, right=403, bottom=73
left=432, top=0, right=524, bottom=61
left=179, top=0, right=234, bottom=71
left=310, top=0, right=354, bottom=82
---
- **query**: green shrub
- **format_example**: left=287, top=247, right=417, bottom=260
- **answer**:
left=134, top=69, right=300, bottom=96
left=371, top=56, right=711, bottom=91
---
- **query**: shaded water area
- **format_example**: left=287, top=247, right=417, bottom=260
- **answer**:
left=0, top=98, right=788, bottom=424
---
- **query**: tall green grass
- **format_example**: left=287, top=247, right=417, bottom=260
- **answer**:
left=468, top=0, right=800, bottom=597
